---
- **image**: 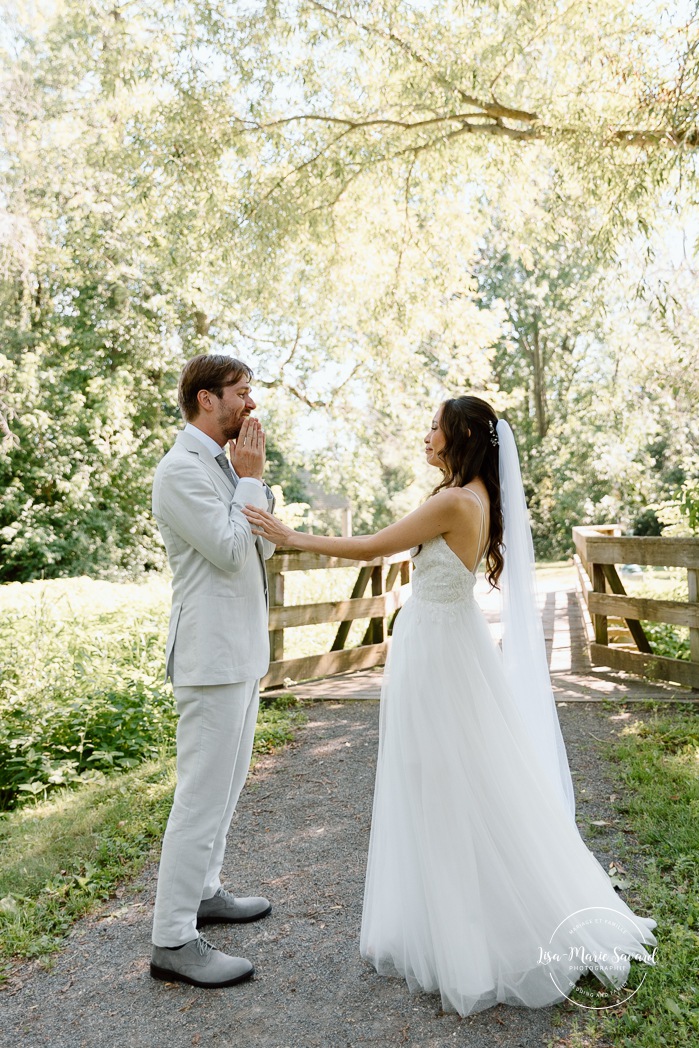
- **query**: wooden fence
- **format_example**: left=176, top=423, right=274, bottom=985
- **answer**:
left=261, top=548, right=412, bottom=690
left=573, top=525, right=699, bottom=688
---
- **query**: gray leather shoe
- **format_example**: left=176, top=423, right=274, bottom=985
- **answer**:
left=197, top=887, right=272, bottom=926
left=150, top=936, right=254, bottom=988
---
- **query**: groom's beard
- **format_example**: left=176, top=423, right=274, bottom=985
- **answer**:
left=221, top=411, right=252, bottom=442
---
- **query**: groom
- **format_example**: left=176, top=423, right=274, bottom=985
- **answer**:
left=149, top=353, right=276, bottom=989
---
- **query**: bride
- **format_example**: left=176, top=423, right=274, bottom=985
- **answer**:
left=243, top=395, right=656, bottom=1016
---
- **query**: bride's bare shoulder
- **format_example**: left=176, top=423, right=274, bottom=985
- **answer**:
left=430, top=485, right=488, bottom=532
left=455, top=484, right=490, bottom=526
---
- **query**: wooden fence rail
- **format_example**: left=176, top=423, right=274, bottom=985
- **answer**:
left=261, top=547, right=412, bottom=690
left=572, top=525, right=699, bottom=689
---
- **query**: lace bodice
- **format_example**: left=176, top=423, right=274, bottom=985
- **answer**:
left=410, top=535, right=477, bottom=605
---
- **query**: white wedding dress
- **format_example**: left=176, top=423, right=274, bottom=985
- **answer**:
left=359, top=530, right=656, bottom=1016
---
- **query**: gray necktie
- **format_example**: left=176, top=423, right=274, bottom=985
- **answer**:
left=216, top=451, right=269, bottom=601
left=215, top=452, right=237, bottom=487
left=216, top=452, right=274, bottom=514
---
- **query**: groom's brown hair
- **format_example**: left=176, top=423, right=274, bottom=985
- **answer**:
left=178, top=354, right=253, bottom=422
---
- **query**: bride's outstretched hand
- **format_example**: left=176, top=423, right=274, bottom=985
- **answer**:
left=243, top=504, right=296, bottom=546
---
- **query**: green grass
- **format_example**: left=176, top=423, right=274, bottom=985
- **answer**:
left=565, top=707, right=699, bottom=1047
left=0, top=692, right=304, bottom=978
left=0, top=756, right=176, bottom=968
left=535, top=560, right=576, bottom=576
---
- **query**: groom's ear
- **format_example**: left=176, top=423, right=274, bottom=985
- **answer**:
left=196, top=389, right=215, bottom=415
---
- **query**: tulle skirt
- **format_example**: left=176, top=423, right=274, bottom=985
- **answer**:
left=359, top=595, right=656, bottom=1015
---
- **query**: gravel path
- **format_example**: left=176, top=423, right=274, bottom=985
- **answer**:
left=0, top=698, right=659, bottom=1048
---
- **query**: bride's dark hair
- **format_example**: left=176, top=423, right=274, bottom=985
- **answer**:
left=431, top=395, right=504, bottom=588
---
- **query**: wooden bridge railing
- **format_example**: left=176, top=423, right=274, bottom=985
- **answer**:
left=573, top=525, right=699, bottom=688
left=261, top=547, right=412, bottom=690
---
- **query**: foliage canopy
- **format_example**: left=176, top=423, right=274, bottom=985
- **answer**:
left=1, top=0, right=698, bottom=575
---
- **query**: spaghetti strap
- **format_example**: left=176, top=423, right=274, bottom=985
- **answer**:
left=462, top=488, right=487, bottom=574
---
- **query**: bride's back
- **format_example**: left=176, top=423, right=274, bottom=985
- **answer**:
left=440, top=482, right=490, bottom=574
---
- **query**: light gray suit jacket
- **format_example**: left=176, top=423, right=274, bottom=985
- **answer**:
left=152, top=430, right=276, bottom=687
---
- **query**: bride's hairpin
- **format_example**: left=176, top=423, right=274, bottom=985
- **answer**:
left=488, top=419, right=499, bottom=446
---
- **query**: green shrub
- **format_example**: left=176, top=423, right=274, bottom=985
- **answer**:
left=0, top=578, right=175, bottom=809
left=0, top=680, right=177, bottom=808
left=641, top=621, right=691, bottom=662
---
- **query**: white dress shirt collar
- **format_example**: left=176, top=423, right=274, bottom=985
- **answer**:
left=184, top=422, right=225, bottom=459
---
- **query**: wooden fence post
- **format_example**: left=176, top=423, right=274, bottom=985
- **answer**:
left=689, top=568, right=699, bottom=690
left=269, top=570, right=285, bottom=663
left=369, top=564, right=386, bottom=644
left=592, top=563, right=608, bottom=645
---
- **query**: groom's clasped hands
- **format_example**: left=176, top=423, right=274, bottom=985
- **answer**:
left=229, top=416, right=266, bottom=480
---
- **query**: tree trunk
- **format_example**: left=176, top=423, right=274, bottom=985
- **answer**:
left=194, top=310, right=210, bottom=336
left=531, top=314, right=549, bottom=439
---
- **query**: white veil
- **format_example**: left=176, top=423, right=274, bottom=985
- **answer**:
left=497, top=419, right=576, bottom=820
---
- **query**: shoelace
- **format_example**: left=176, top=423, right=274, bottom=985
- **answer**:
left=214, top=888, right=236, bottom=904
left=196, top=936, right=215, bottom=958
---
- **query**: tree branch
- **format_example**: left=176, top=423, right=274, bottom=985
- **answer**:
left=230, top=320, right=279, bottom=346
left=230, top=320, right=361, bottom=409
left=243, top=124, right=358, bottom=220
left=394, top=154, right=417, bottom=283
left=251, top=108, right=699, bottom=149
left=253, top=111, right=513, bottom=134
left=0, top=396, right=19, bottom=450
left=307, top=0, right=540, bottom=124
left=255, top=377, right=325, bottom=410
